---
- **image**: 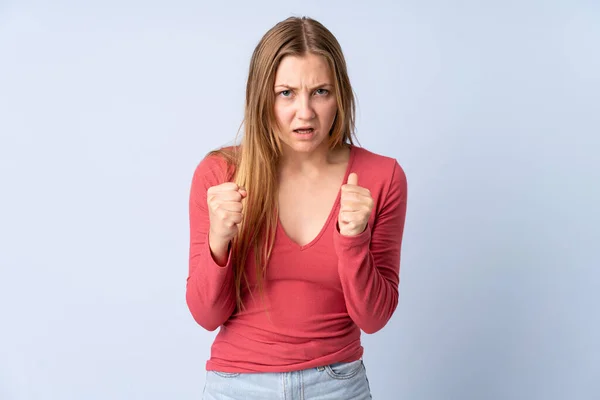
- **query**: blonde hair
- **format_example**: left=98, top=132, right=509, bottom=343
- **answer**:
left=209, top=16, right=357, bottom=311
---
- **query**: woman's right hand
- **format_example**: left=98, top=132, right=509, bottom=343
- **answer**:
left=206, top=182, right=247, bottom=260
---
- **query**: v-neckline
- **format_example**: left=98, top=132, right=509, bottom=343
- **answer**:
left=276, top=145, right=357, bottom=251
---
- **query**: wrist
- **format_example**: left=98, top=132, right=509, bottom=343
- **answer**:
left=208, top=231, right=231, bottom=266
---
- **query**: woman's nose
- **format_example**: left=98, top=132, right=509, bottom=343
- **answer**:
left=296, top=94, right=315, bottom=120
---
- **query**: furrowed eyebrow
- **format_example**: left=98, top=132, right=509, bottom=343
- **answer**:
left=274, top=83, right=333, bottom=91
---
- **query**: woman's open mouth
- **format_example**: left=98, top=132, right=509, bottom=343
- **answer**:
left=293, top=128, right=315, bottom=134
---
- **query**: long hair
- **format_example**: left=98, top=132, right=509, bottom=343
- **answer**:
left=209, top=16, right=357, bottom=311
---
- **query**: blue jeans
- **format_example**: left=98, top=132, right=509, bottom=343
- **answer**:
left=202, top=359, right=372, bottom=399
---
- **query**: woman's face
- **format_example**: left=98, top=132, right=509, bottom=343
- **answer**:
left=273, top=53, right=338, bottom=156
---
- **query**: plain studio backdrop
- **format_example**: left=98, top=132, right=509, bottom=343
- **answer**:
left=1, top=1, right=598, bottom=399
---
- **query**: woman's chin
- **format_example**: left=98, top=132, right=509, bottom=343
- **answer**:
left=279, top=132, right=329, bottom=155
left=286, top=141, right=324, bottom=154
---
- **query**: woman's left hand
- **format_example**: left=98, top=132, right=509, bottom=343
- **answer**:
left=338, top=173, right=374, bottom=237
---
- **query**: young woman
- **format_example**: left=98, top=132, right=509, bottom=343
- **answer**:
left=187, top=16, right=408, bottom=399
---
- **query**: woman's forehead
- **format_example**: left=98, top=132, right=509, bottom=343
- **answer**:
left=274, top=54, right=333, bottom=87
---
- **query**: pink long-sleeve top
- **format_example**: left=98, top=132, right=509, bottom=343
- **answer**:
left=186, top=145, right=408, bottom=373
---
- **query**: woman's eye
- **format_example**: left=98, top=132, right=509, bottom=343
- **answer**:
left=280, top=90, right=291, bottom=97
left=315, top=88, right=329, bottom=95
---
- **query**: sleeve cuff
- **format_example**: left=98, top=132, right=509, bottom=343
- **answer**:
left=333, top=221, right=372, bottom=252
left=204, top=231, right=233, bottom=269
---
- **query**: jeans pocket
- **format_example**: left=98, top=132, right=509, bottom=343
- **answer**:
left=211, top=370, right=241, bottom=378
left=324, top=359, right=364, bottom=380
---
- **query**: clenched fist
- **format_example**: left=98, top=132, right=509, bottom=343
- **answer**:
left=207, top=182, right=247, bottom=261
left=338, top=173, right=374, bottom=237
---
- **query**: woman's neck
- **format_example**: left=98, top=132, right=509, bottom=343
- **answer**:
left=278, top=144, right=350, bottom=178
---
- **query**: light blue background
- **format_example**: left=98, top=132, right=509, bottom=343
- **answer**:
left=1, top=1, right=598, bottom=399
